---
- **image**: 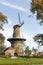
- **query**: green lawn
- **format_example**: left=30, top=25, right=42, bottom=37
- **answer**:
left=0, top=57, right=43, bottom=64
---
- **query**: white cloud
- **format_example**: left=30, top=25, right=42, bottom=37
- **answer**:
left=23, top=33, right=33, bottom=40
left=0, top=2, right=29, bottom=13
left=23, top=33, right=33, bottom=43
left=8, top=18, right=12, bottom=25
left=1, top=27, right=13, bottom=47
left=2, top=27, right=13, bottom=38
left=22, top=33, right=38, bottom=49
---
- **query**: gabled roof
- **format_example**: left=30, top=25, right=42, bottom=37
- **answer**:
left=4, top=47, right=14, bottom=52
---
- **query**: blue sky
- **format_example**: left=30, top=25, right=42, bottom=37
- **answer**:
left=0, top=0, right=43, bottom=50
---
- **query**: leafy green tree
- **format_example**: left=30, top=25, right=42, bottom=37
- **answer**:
left=31, top=0, right=43, bottom=25
left=32, top=47, right=37, bottom=53
left=33, top=34, right=43, bottom=48
left=0, top=33, right=5, bottom=44
left=0, top=44, right=6, bottom=54
left=0, top=12, right=8, bottom=53
left=0, top=33, right=5, bottom=54
left=25, top=46, right=31, bottom=56
left=0, top=12, right=8, bottom=30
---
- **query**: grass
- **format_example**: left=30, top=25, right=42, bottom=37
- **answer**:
left=0, top=56, right=43, bottom=64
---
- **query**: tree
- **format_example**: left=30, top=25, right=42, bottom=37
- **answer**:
left=0, top=33, right=5, bottom=44
left=25, top=46, right=31, bottom=56
left=0, top=12, right=8, bottom=30
left=0, top=44, right=6, bottom=54
left=33, top=34, right=43, bottom=48
left=31, top=0, right=43, bottom=25
left=0, top=12, right=8, bottom=53
left=32, top=47, right=37, bottom=53
left=0, top=33, right=5, bottom=54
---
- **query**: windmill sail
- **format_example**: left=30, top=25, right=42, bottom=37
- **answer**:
left=18, top=13, right=24, bottom=27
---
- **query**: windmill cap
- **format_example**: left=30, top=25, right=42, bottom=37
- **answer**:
left=13, top=24, right=21, bottom=29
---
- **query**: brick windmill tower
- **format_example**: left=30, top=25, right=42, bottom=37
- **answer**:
left=7, top=13, right=26, bottom=56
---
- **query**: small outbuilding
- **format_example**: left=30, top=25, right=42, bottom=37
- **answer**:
left=3, top=47, right=15, bottom=56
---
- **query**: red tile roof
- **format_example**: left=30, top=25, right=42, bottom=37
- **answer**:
left=4, top=47, right=14, bottom=52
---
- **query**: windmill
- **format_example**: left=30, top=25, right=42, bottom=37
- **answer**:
left=7, top=13, right=26, bottom=56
